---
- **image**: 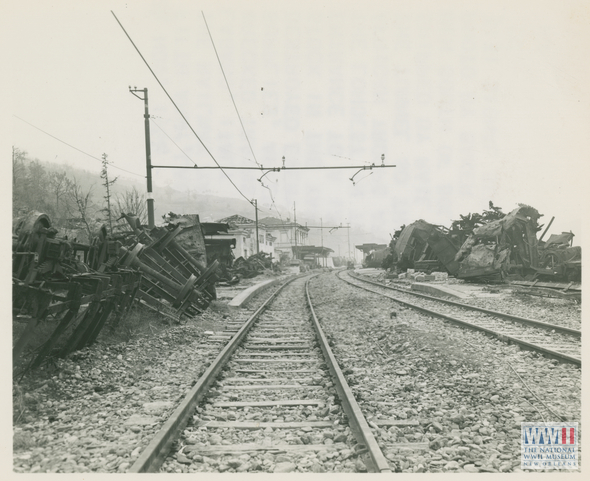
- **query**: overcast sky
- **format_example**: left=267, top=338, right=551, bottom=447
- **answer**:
left=6, top=0, right=589, bottom=247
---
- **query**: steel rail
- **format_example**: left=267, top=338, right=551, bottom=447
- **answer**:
left=128, top=274, right=305, bottom=472
left=348, top=271, right=581, bottom=338
left=338, top=271, right=581, bottom=367
left=305, top=278, right=392, bottom=473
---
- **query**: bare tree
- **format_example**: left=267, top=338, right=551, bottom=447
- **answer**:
left=100, top=154, right=118, bottom=234
left=114, top=187, right=147, bottom=226
left=12, top=147, right=29, bottom=215
left=66, top=178, right=95, bottom=241
left=48, top=170, right=69, bottom=225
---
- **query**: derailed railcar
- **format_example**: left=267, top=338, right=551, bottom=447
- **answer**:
left=454, top=205, right=541, bottom=281
left=394, top=220, right=461, bottom=274
left=536, top=232, right=581, bottom=282
left=12, top=212, right=141, bottom=372
left=13, top=211, right=220, bottom=373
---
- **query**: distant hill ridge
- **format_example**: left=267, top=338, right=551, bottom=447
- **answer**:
left=24, top=157, right=381, bottom=254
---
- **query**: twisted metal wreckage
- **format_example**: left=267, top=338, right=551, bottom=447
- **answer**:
left=375, top=205, right=581, bottom=284
left=12, top=212, right=220, bottom=373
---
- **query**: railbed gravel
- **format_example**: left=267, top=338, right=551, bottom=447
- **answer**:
left=12, top=284, right=280, bottom=474
left=360, top=272, right=582, bottom=331
left=309, top=271, right=581, bottom=473
left=162, top=275, right=363, bottom=474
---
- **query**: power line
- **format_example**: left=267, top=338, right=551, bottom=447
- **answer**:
left=202, top=11, right=262, bottom=169
left=13, top=115, right=144, bottom=178
left=201, top=11, right=283, bottom=212
left=149, top=164, right=395, bottom=170
left=111, top=10, right=254, bottom=207
left=150, top=117, right=198, bottom=167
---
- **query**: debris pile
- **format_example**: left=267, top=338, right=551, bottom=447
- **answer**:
left=12, top=211, right=219, bottom=372
left=231, top=252, right=277, bottom=279
left=387, top=204, right=581, bottom=283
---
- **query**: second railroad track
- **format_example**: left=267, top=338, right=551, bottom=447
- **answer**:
left=340, top=270, right=581, bottom=366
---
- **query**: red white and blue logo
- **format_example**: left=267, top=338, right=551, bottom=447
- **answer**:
left=521, top=423, right=578, bottom=470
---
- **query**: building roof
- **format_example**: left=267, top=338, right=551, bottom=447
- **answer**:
left=355, top=243, right=388, bottom=253
left=201, top=222, right=230, bottom=235
left=293, top=245, right=334, bottom=256
left=259, top=217, right=309, bottom=231
left=216, top=214, right=255, bottom=227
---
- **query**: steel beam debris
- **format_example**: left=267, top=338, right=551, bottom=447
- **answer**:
left=12, top=211, right=220, bottom=373
left=388, top=204, right=581, bottom=284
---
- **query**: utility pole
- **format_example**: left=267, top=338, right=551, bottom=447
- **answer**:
left=347, top=222, right=351, bottom=263
left=129, top=87, right=155, bottom=228
left=320, top=218, right=324, bottom=267
left=293, top=201, right=297, bottom=260
left=253, top=199, right=259, bottom=255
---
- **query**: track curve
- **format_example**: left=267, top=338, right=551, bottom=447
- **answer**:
left=339, top=270, right=581, bottom=366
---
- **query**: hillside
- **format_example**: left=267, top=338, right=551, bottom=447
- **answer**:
left=13, top=154, right=383, bottom=260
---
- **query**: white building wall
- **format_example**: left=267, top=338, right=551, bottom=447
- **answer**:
left=229, top=227, right=275, bottom=259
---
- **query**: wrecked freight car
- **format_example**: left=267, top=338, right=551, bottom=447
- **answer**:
left=454, top=205, right=542, bottom=281
left=536, top=231, right=581, bottom=282
left=394, top=220, right=461, bottom=274
left=13, top=211, right=220, bottom=372
left=13, top=212, right=141, bottom=372
left=162, top=212, right=237, bottom=279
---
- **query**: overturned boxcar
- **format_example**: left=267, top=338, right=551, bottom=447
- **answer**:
left=394, top=220, right=461, bottom=274
left=13, top=211, right=219, bottom=373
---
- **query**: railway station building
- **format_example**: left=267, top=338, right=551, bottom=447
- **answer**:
left=217, top=214, right=276, bottom=260
left=258, top=217, right=310, bottom=264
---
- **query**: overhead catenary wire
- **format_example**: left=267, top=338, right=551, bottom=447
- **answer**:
left=111, top=10, right=254, bottom=207
left=13, top=115, right=144, bottom=178
left=201, top=10, right=283, bottom=212
left=150, top=117, right=198, bottom=167
left=202, top=11, right=262, bottom=169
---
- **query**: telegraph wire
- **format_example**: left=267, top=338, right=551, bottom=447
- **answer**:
left=13, top=115, right=144, bottom=178
left=201, top=11, right=282, bottom=213
left=202, top=11, right=262, bottom=169
left=111, top=11, right=254, bottom=206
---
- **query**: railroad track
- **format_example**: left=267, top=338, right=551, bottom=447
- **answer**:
left=339, top=270, right=581, bottom=366
left=128, top=274, right=403, bottom=473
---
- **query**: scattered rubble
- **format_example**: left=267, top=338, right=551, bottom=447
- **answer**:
left=12, top=211, right=220, bottom=373
left=387, top=204, right=581, bottom=284
left=231, top=252, right=278, bottom=279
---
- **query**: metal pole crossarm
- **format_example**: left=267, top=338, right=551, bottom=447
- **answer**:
left=150, top=164, right=396, bottom=170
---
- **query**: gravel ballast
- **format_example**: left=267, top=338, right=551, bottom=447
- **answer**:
left=13, top=271, right=582, bottom=473
left=12, top=291, right=275, bottom=473
left=309, top=271, right=581, bottom=473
